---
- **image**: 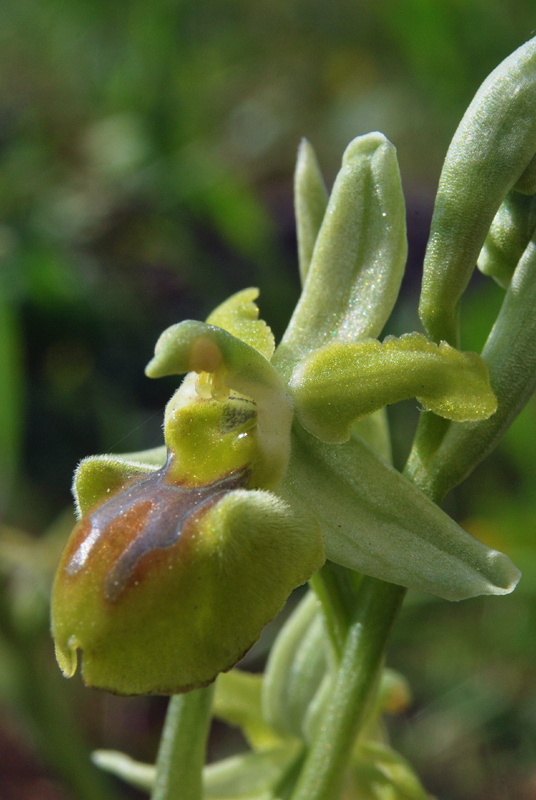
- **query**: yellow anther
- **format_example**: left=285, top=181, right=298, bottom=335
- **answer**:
left=195, top=371, right=213, bottom=400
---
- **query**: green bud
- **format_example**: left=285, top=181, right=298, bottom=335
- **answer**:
left=477, top=190, right=536, bottom=288
left=420, top=36, right=536, bottom=345
left=408, top=232, right=536, bottom=499
left=262, top=592, right=329, bottom=739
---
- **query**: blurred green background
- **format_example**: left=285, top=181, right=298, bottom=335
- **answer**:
left=2, top=1, right=536, bottom=798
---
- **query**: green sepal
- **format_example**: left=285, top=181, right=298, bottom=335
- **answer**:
left=420, top=36, right=536, bottom=345
left=351, top=741, right=430, bottom=800
left=92, top=750, right=156, bottom=792
left=262, top=592, right=330, bottom=740
left=294, top=139, right=328, bottom=284
left=279, top=426, right=520, bottom=601
left=93, top=744, right=305, bottom=800
left=352, top=409, right=392, bottom=463
left=290, top=334, right=497, bottom=443
left=72, top=455, right=157, bottom=518
left=477, top=190, right=536, bottom=288
left=274, top=132, right=407, bottom=379
left=214, top=670, right=285, bottom=751
left=203, top=744, right=304, bottom=800
left=206, top=288, right=275, bottom=359
left=408, top=233, right=536, bottom=499
left=52, top=485, right=324, bottom=695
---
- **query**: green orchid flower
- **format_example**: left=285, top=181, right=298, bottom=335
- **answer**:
left=51, top=131, right=520, bottom=697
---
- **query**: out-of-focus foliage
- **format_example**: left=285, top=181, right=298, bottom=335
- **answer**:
left=2, top=1, right=536, bottom=798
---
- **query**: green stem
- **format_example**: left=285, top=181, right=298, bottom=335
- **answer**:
left=151, top=685, right=215, bottom=800
left=309, top=562, right=361, bottom=659
left=289, top=576, right=406, bottom=800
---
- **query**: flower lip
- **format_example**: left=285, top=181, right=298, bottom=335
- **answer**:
left=63, top=455, right=249, bottom=601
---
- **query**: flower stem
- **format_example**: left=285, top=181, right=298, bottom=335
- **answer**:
left=151, top=685, right=214, bottom=800
left=309, top=561, right=361, bottom=660
left=289, top=576, right=406, bottom=800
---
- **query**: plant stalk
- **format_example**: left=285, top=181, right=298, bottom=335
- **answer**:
left=151, top=685, right=214, bottom=800
left=289, top=576, right=406, bottom=800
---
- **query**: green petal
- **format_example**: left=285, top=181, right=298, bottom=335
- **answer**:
left=206, top=288, right=275, bottom=359
left=274, top=132, right=407, bottom=380
left=290, top=334, right=497, bottom=443
left=477, top=190, right=536, bottom=288
left=146, top=320, right=293, bottom=489
left=294, top=139, right=328, bottom=284
left=73, top=455, right=156, bottom=518
left=278, top=426, right=520, bottom=601
left=420, top=36, right=536, bottom=345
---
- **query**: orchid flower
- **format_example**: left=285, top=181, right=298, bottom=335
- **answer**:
left=51, top=132, right=520, bottom=697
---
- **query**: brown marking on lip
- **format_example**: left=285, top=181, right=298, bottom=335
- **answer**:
left=63, top=457, right=247, bottom=602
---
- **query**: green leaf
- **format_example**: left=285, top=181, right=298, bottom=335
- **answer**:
left=279, top=426, right=520, bottom=601
left=206, top=288, right=275, bottom=360
left=294, top=139, right=328, bottom=285
left=274, top=132, right=407, bottom=380
left=420, top=36, right=536, bottom=345
left=290, top=333, right=497, bottom=443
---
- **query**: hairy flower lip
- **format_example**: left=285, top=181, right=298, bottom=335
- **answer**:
left=64, top=459, right=250, bottom=601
